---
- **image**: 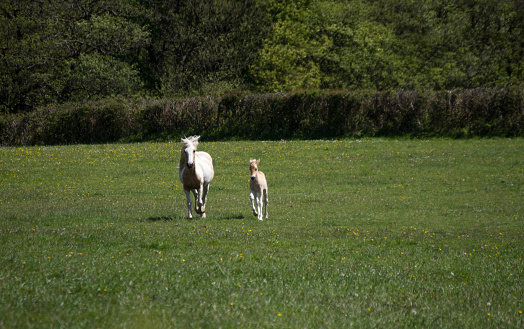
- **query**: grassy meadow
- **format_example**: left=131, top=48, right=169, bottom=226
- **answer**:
left=0, top=138, right=523, bottom=328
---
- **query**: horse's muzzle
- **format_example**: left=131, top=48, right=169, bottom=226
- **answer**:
left=187, top=163, right=194, bottom=169
left=250, top=176, right=255, bottom=180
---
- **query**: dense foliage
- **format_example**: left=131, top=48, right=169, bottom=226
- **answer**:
left=1, top=0, right=523, bottom=114
left=1, top=87, right=522, bottom=146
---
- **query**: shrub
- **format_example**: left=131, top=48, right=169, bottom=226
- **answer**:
left=1, top=87, right=522, bottom=146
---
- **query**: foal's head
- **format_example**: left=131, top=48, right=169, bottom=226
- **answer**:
left=249, top=158, right=260, bottom=181
left=180, top=136, right=200, bottom=169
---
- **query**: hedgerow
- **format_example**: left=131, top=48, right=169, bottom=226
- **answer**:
left=1, top=87, right=522, bottom=146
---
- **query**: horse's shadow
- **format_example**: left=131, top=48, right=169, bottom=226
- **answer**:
left=144, top=213, right=245, bottom=222
left=214, top=213, right=246, bottom=221
left=145, top=216, right=175, bottom=222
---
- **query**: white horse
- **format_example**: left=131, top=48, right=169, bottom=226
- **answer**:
left=249, top=158, right=268, bottom=221
left=179, top=136, right=214, bottom=219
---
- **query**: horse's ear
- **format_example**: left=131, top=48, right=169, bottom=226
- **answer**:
left=257, top=159, right=261, bottom=165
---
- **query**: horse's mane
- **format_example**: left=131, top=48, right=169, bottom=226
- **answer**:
left=181, top=135, right=200, bottom=149
left=179, top=135, right=200, bottom=172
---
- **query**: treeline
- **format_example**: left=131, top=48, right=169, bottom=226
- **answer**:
left=2, top=87, right=522, bottom=146
left=1, top=0, right=523, bottom=114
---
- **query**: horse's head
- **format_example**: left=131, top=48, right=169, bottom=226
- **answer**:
left=249, top=158, right=260, bottom=180
left=181, top=136, right=200, bottom=169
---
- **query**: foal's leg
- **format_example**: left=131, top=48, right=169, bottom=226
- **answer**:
left=249, top=191, right=258, bottom=216
left=184, top=189, right=193, bottom=219
left=257, top=195, right=263, bottom=221
left=263, top=188, right=268, bottom=219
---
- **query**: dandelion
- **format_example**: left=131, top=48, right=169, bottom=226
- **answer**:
left=277, top=313, right=282, bottom=317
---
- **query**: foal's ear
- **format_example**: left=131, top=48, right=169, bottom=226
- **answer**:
left=256, top=159, right=261, bottom=165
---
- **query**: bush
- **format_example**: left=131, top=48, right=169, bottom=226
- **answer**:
left=1, top=87, right=522, bottom=146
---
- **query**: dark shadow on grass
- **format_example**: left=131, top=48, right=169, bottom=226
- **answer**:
left=214, top=213, right=246, bottom=221
left=142, top=213, right=245, bottom=222
left=142, top=215, right=187, bottom=222
left=146, top=216, right=174, bottom=221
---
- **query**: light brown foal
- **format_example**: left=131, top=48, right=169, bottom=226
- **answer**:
left=249, top=158, right=268, bottom=221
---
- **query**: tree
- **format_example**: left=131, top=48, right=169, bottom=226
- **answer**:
left=250, top=0, right=524, bottom=91
left=1, top=0, right=522, bottom=114
left=370, top=0, right=524, bottom=89
left=141, top=0, right=271, bottom=97
left=0, top=0, right=150, bottom=113
left=249, top=0, right=399, bottom=92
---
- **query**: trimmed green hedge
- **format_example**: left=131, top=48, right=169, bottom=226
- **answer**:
left=1, top=87, right=523, bottom=146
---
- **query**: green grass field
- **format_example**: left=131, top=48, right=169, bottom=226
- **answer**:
left=1, top=138, right=523, bottom=328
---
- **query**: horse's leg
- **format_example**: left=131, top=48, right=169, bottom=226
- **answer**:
left=196, top=185, right=205, bottom=215
left=249, top=191, right=257, bottom=216
left=263, top=188, right=268, bottom=219
left=192, top=189, right=202, bottom=215
left=200, top=182, right=210, bottom=215
left=184, top=189, right=193, bottom=219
